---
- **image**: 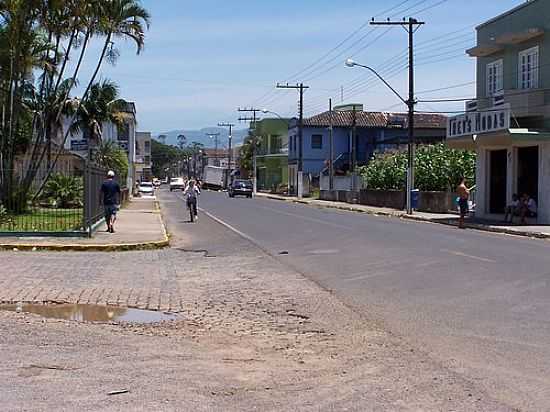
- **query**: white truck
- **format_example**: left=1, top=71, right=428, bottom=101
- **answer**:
left=203, top=166, right=228, bottom=189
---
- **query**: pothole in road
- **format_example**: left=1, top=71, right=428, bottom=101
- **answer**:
left=0, top=303, right=177, bottom=324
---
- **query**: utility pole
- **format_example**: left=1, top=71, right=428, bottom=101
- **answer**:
left=351, top=104, right=357, bottom=190
left=206, top=133, right=221, bottom=166
left=238, top=108, right=262, bottom=195
left=218, top=122, right=234, bottom=187
left=276, top=82, right=309, bottom=198
left=371, top=17, right=424, bottom=214
left=328, top=98, right=334, bottom=191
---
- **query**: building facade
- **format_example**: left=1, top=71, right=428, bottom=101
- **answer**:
left=288, top=109, right=447, bottom=193
left=447, top=0, right=550, bottom=223
left=254, top=118, right=289, bottom=191
left=65, top=102, right=137, bottom=189
left=135, top=132, right=152, bottom=182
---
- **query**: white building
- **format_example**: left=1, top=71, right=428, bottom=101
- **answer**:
left=447, top=0, right=550, bottom=223
left=64, top=102, right=137, bottom=190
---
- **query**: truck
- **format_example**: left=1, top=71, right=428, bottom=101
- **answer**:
left=203, top=166, right=228, bottom=190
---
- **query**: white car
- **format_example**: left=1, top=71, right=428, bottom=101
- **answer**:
left=138, top=182, right=155, bottom=196
left=170, top=177, right=185, bottom=192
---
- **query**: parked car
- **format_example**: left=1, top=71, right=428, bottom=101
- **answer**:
left=228, top=180, right=253, bottom=198
left=138, top=182, right=155, bottom=196
left=170, top=177, right=185, bottom=191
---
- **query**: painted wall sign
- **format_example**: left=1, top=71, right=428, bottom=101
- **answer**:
left=447, top=108, right=511, bottom=138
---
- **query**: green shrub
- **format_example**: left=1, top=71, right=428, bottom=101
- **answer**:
left=358, top=150, right=407, bottom=190
left=42, top=174, right=84, bottom=208
left=0, top=203, right=9, bottom=224
left=360, top=144, right=476, bottom=192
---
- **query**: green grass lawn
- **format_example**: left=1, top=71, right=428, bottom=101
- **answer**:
left=0, top=208, right=83, bottom=233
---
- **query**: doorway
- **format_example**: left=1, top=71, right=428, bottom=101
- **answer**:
left=517, top=146, right=539, bottom=201
left=489, top=149, right=507, bottom=214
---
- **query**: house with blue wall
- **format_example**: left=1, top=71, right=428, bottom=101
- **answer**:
left=287, top=108, right=447, bottom=193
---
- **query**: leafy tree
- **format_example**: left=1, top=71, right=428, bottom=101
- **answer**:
left=94, top=140, right=129, bottom=185
left=239, top=134, right=260, bottom=175
left=151, top=139, right=182, bottom=177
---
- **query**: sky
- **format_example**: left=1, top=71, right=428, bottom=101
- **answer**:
left=76, top=0, right=523, bottom=134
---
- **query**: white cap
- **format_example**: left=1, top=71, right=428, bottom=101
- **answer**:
left=107, top=170, right=115, bottom=177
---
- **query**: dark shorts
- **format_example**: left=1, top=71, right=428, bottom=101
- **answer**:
left=458, top=198, right=468, bottom=215
left=104, top=205, right=118, bottom=219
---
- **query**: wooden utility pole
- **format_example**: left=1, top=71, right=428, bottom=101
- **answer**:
left=238, top=108, right=262, bottom=194
left=371, top=17, right=424, bottom=214
left=276, top=82, right=310, bottom=198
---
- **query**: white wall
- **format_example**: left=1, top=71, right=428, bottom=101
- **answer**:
left=475, top=147, right=487, bottom=218
left=320, top=175, right=363, bottom=191
left=476, top=143, right=550, bottom=224
left=539, top=142, right=550, bottom=223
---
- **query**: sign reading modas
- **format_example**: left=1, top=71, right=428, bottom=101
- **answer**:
left=447, top=108, right=511, bottom=139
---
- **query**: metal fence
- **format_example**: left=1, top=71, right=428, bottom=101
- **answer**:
left=83, top=163, right=109, bottom=235
left=0, top=162, right=109, bottom=237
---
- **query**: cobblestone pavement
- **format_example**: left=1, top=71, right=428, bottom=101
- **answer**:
left=0, top=193, right=513, bottom=411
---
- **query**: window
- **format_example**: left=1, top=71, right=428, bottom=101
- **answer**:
left=144, top=140, right=151, bottom=153
left=486, top=59, right=503, bottom=97
left=518, top=46, right=539, bottom=89
left=311, top=134, right=323, bottom=149
left=270, top=135, right=282, bottom=154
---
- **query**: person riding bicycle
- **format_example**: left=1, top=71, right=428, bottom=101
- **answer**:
left=183, top=180, right=200, bottom=221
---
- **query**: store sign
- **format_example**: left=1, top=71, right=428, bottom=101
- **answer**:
left=70, top=139, right=88, bottom=151
left=447, top=108, right=511, bottom=139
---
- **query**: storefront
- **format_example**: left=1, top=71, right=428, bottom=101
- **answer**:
left=448, top=110, right=550, bottom=223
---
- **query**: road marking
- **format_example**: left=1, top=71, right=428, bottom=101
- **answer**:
left=247, top=203, right=352, bottom=231
left=441, top=249, right=496, bottom=263
left=198, top=207, right=262, bottom=247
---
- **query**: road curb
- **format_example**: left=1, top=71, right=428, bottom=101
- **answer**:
left=255, top=193, right=550, bottom=241
left=0, top=238, right=170, bottom=252
left=0, top=203, right=171, bottom=252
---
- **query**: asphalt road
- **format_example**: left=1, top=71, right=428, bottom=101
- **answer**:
left=164, top=188, right=550, bottom=410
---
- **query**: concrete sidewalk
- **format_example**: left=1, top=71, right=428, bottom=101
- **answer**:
left=255, top=192, right=550, bottom=240
left=0, top=198, right=169, bottom=251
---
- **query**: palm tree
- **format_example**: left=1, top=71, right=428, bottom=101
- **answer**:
left=94, top=140, right=129, bottom=183
left=84, top=0, right=150, bottom=99
left=69, top=80, right=128, bottom=154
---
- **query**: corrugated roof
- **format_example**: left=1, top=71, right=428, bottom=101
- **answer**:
left=303, top=111, right=446, bottom=129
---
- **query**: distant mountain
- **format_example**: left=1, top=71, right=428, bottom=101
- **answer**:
left=154, top=127, right=249, bottom=149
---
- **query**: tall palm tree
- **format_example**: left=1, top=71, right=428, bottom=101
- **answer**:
left=69, top=80, right=128, bottom=153
left=84, top=0, right=150, bottom=99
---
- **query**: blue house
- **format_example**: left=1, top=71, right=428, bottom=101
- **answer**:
left=287, top=109, right=447, bottom=193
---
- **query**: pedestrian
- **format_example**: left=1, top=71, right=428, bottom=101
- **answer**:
left=183, top=179, right=200, bottom=222
left=100, top=170, right=121, bottom=233
left=456, top=176, right=471, bottom=229
left=504, top=194, right=520, bottom=223
left=519, top=193, right=537, bottom=224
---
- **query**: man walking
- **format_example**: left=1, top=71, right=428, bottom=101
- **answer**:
left=100, top=170, right=121, bottom=233
left=457, top=176, right=470, bottom=229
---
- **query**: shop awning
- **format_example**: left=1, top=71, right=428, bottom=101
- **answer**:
left=466, top=44, right=504, bottom=57
left=446, top=128, right=550, bottom=149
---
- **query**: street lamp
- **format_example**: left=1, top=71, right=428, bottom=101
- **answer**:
left=345, top=58, right=415, bottom=215
left=261, top=109, right=285, bottom=120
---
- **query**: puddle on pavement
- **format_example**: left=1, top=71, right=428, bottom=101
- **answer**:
left=0, top=303, right=177, bottom=324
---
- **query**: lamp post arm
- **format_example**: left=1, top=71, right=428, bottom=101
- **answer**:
left=354, top=63, right=407, bottom=105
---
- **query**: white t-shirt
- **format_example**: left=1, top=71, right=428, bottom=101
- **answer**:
left=527, top=198, right=537, bottom=213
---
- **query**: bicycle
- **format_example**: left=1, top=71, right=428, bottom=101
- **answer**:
left=187, top=197, right=197, bottom=223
